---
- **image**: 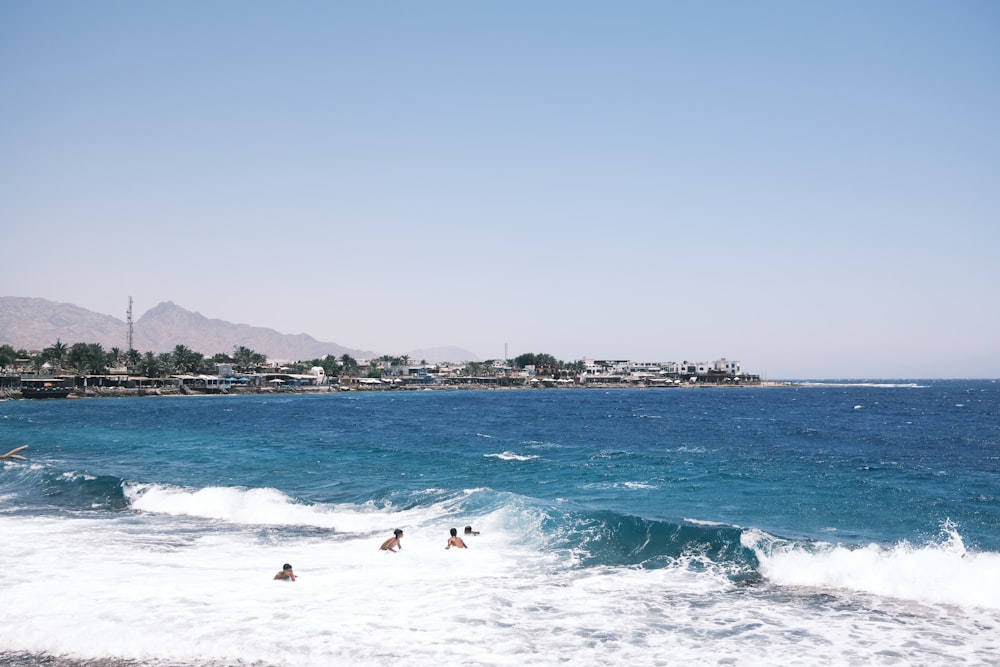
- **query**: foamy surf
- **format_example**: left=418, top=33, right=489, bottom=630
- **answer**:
left=3, top=511, right=996, bottom=667
left=123, top=482, right=498, bottom=535
left=743, top=523, right=1000, bottom=611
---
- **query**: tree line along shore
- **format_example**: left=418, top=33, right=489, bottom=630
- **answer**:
left=0, top=340, right=770, bottom=400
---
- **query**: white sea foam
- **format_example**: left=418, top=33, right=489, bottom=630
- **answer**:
left=521, top=439, right=562, bottom=450
left=580, top=480, right=658, bottom=491
left=58, top=471, right=97, bottom=481
left=684, top=517, right=734, bottom=527
left=483, top=451, right=539, bottom=461
left=3, top=512, right=998, bottom=666
left=123, top=482, right=479, bottom=534
left=743, top=524, right=1000, bottom=611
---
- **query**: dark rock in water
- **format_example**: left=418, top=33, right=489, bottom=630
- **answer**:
left=730, top=570, right=765, bottom=587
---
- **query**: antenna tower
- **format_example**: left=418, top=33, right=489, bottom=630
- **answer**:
left=126, top=296, right=134, bottom=351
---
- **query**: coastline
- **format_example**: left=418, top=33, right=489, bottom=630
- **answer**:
left=1, top=379, right=795, bottom=401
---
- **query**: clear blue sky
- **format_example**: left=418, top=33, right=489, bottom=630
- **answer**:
left=2, top=1, right=998, bottom=378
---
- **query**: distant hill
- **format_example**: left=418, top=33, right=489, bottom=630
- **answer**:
left=0, top=297, right=376, bottom=361
left=133, top=301, right=376, bottom=361
left=0, top=297, right=126, bottom=351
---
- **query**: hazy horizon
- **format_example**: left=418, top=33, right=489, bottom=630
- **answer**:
left=3, top=2, right=997, bottom=378
left=3, top=296, right=996, bottom=380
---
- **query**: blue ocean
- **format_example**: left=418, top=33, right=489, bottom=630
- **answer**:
left=2, top=381, right=998, bottom=666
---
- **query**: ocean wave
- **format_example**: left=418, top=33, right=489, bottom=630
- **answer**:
left=551, top=510, right=760, bottom=577
left=121, top=483, right=503, bottom=535
left=125, top=482, right=410, bottom=532
left=19, top=465, right=999, bottom=612
left=742, top=521, right=1000, bottom=610
left=0, top=462, right=129, bottom=512
left=2, top=511, right=994, bottom=667
left=118, top=482, right=759, bottom=579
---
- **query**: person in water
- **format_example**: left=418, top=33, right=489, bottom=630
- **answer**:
left=446, top=527, right=468, bottom=549
left=273, top=563, right=296, bottom=581
left=464, top=525, right=480, bottom=536
left=380, top=529, right=404, bottom=552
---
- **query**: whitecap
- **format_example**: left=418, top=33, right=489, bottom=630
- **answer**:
left=745, top=521, right=1000, bottom=610
left=484, top=451, right=539, bottom=462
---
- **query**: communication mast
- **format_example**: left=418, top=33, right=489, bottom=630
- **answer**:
left=126, top=296, right=134, bottom=351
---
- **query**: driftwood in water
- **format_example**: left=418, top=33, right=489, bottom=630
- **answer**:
left=0, top=445, right=28, bottom=461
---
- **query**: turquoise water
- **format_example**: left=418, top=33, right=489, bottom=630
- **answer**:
left=2, top=381, right=999, bottom=665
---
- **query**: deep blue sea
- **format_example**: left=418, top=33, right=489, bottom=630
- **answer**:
left=2, top=381, right=999, bottom=665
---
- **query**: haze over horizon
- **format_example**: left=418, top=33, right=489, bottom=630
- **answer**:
left=3, top=2, right=998, bottom=379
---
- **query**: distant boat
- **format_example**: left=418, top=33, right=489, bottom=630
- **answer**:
left=20, top=378, right=72, bottom=399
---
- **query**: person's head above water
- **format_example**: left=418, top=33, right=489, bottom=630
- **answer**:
left=282, top=563, right=293, bottom=571
left=394, top=529, right=403, bottom=537
left=450, top=528, right=458, bottom=537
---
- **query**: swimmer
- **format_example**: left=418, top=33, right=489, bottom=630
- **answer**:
left=380, top=528, right=404, bottom=552
left=446, top=527, right=468, bottom=550
left=273, top=563, right=296, bottom=581
left=464, top=525, right=480, bottom=536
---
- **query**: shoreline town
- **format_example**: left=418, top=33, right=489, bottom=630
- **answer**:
left=1, top=357, right=780, bottom=400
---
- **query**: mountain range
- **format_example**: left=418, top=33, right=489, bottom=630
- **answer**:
left=0, top=297, right=478, bottom=363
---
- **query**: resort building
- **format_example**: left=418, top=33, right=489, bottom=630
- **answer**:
left=579, top=357, right=752, bottom=385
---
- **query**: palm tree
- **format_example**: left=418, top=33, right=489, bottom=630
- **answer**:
left=139, top=352, right=161, bottom=377
left=125, top=348, right=141, bottom=373
left=157, top=352, right=175, bottom=375
left=89, top=344, right=110, bottom=374
left=44, top=339, right=68, bottom=373
left=233, top=346, right=265, bottom=373
left=172, top=345, right=203, bottom=374
left=67, top=342, right=108, bottom=375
